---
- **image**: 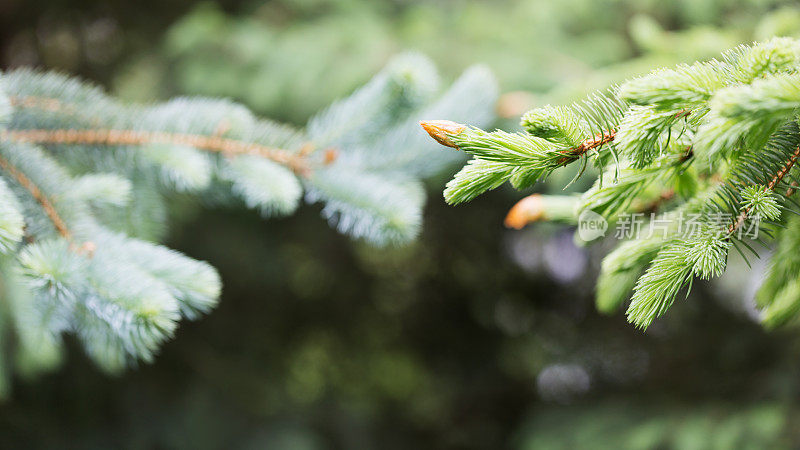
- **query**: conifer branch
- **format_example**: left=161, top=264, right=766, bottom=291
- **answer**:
left=0, top=54, right=499, bottom=378
left=423, top=37, right=800, bottom=329
left=420, top=120, right=618, bottom=163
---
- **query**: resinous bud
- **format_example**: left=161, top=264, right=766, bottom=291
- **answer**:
left=419, top=120, right=467, bottom=148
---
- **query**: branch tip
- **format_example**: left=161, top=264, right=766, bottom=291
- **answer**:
left=420, top=120, right=466, bottom=149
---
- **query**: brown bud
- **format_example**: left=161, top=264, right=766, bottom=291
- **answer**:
left=419, top=120, right=466, bottom=148
left=323, top=148, right=339, bottom=165
left=504, top=194, right=544, bottom=230
left=788, top=181, right=799, bottom=197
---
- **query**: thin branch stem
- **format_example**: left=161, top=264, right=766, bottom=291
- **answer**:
left=0, top=153, right=72, bottom=241
left=0, top=128, right=310, bottom=175
left=9, top=95, right=72, bottom=113
left=728, top=145, right=800, bottom=235
left=555, top=129, right=616, bottom=165
left=555, top=109, right=694, bottom=165
left=7, top=95, right=312, bottom=174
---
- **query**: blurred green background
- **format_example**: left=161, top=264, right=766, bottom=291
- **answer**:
left=3, top=0, right=800, bottom=448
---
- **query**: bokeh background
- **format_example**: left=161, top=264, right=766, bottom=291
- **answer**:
left=2, top=0, right=800, bottom=448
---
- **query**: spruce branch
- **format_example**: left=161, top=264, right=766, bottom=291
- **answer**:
left=420, top=121, right=617, bottom=164
left=420, top=118, right=619, bottom=205
left=0, top=53, right=498, bottom=379
left=422, top=37, right=800, bottom=330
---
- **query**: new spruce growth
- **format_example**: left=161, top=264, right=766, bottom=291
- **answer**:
left=0, top=53, right=497, bottom=381
left=422, top=37, right=800, bottom=330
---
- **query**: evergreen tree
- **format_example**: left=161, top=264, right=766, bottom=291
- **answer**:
left=0, top=53, right=496, bottom=383
left=422, top=37, right=800, bottom=330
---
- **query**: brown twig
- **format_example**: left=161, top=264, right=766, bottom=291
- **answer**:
left=555, top=129, right=617, bottom=165
left=0, top=128, right=310, bottom=175
left=0, top=153, right=72, bottom=241
left=8, top=95, right=312, bottom=175
left=727, top=145, right=800, bottom=235
left=9, top=95, right=68, bottom=113
left=554, top=106, right=693, bottom=165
